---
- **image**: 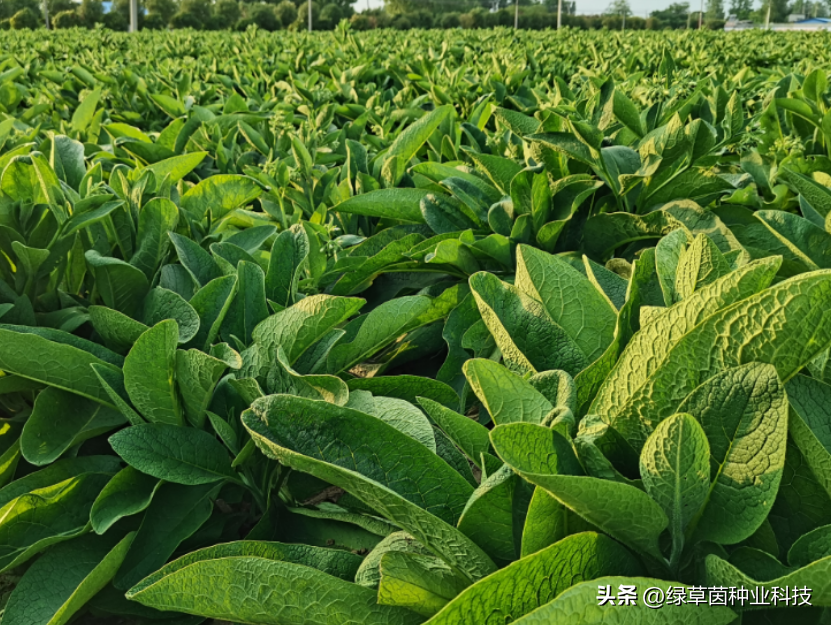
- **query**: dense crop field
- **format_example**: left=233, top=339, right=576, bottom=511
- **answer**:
left=2, top=25, right=831, bottom=624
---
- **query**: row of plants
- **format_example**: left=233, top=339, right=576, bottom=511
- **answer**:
left=1, top=25, right=831, bottom=625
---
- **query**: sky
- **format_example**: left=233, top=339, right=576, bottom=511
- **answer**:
left=356, top=0, right=705, bottom=17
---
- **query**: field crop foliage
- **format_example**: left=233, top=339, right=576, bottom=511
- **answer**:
left=1, top=24, right=831, bottom=624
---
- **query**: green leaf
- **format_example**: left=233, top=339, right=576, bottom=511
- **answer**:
left=705, top=553, right=831, bottom=608
left=130, top=198, right=179, bottom=279
left=265, top=224, right=308, bottom=309
left=417, top=398, right=496, bottom=470
left=180, top=174, right=261, bottom=220
left=332, top=188, right=430, bottom=222
left=123, top=320, right=182, bottom=426
left=349, top=375, right=458, bottom=410
left=175, top=348, right=230, bottom=428
left=604, top=268, right=829, bottom=451
left=589, top=257, right=780, bottom=435
left=583, top=210, right=686, bottom=259
left=427, top=532, right=643, bottom=625
left=778, top=166, right=831, bottom=218
left=655, top=228, right=688, bottom=305
left=325, top=295, right=431, bottom=374
left=1, top=531, right=134, bottom=625
left=114, top=481, right=219, bottom=590
left=463, top=358, right=553, bottom=425
left=469, top=271, right=588, bottom=377
left=377, top=551, right=469, bottom=617
left=20, top=387, right=125, bottom=466
left=674, top=233, right=732, bottom=301
left=70, top=88, right=101, bottom=134
left=141, top=287, right=200, bottom=344
left=136, top=152, right=207, bottom=188
left=678, top=363, right=788, bottom=545
left=90, top=363, right=145, bottom=426
left=85, top=251, right=151, bottom=318
left=491, top=423, right=667, bottom=561
left=127, top=555, right=423, bottom=625
left=525, top=133, right=595, bottom=167
left=386, top=105, right=453, bottom=179
left=639, top=413, right=709, bottom=565
left=89, top=306, right=148, bottom=354
left=515, top=245, right=616, bottom=363
left=109, top=422, right=235, bottom=485
left=90, top=466, right=161, bottom=535
left=0, top=473, right=111, bottom=573
left=220, top=260, right=268, bottom=345
left=0, top=327, right=113, bottom=405
left=512, top=576, right=736, bottom=624
left=169, top=232, right=223, bottom=287
left=243, top=395, right=496, bottom=583
left=268, top=345, right=349, bottom=406
left=0, top=456, right=120, bottom=509
left=185, top=274, right=238, bottom=351
left=788, top=524, right=831, bottom=568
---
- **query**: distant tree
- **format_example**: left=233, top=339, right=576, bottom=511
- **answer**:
left=319, top=2, right=342, bottom=26
left=650, top=2, right=688, bottom=27
left=48, top=0, right=74, bottom=16
left=604, top=0, right=632, bottom=17
left=53, top=8, right=81, bottom=25
left=274, top=0, right=295, bottom=24
left=77, top=0, right=104, bottom=25
left=727, top=0, right=751, bottom=17
left=212, top=0, right=240, bottom=25
left=753, top=0, right=788, bottom=22
left=706, top=0, right=724, bottom=18
left=145, top=0, right=176, bottom=23
left=10, top=6, right=38, bottom=26
left=0, top=0, right=39, bottom=20
left=247, top=2, right=280, bottom=28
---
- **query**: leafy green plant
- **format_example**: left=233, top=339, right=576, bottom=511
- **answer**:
left=1, top=25, right=831, bottom=625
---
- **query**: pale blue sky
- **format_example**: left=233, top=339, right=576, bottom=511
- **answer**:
left=356, top=0, right=712, bottom=16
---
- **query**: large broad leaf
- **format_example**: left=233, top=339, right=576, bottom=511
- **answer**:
left=385, top=105, right=454, bottom=183
left=639, top=413, right=709, bottom=566
left=426, top=532, right=642, bottom=625
left=332, top=188, right=430, bottom=222
left=417, top=398, right=496, bottom=471
left=109, top=422, right=235, bottom=485
left=677, top=363, right=788, bottom=545
left=90, top=466, right=161, bottom=535
left=85, top=251, right=150, bottom=318
left=265, top=225, right=308, bottom=309
left=787, top=374, right=831, bottom=500
left=126, top=555, right=422, bottom=625
left=20, top=387, right=125, bottom=466
left=169, top=232, right=223, bottom=287
left=0, top=328, right=113, bottom=405
left=469, top=271, right=587, bottom=377
left=348, top=375, right=458, bottom=410
left=590, top=257, right=779, bottom=434
left=123, top=320, right=182, bottom=426
left=130, top=198, right=179, bottom=279
left=180, top=174, right=261, bottom=220
left=185, top=274, right=238, bottom=351
left=1, top=532, right=134, bottom=625
left=705, top=553, right=831, bottom=608
left=377, top=551, right=469, bottom=617
left=0, top=473, right=111, bottom=573
left=511, top=576, right=735, bottom=624
left=674, top=233, right=731, bottom=301
left=176, top=348, right=233, bottom=428
left=490, top=423, right=667, bottom=561
left=604, top=268, right=831, bottom=450
left=0, top=456, right=120, bottom=509
left=252, top=294, right=364, bottom=367
left=141, top=287, right=200, bottom=344
left=325, top=295, right=431, bottom=374
left=243, top=395, right=496, bottom=583
left=220, top=260, right=268, bottom=345
left=515, top=245, right=616, bottom=363
left=463, top=359, right=553, bottom=425
left=114, top=481, right=219, bottom=590
left=345, top=391, right=435, bottom=452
